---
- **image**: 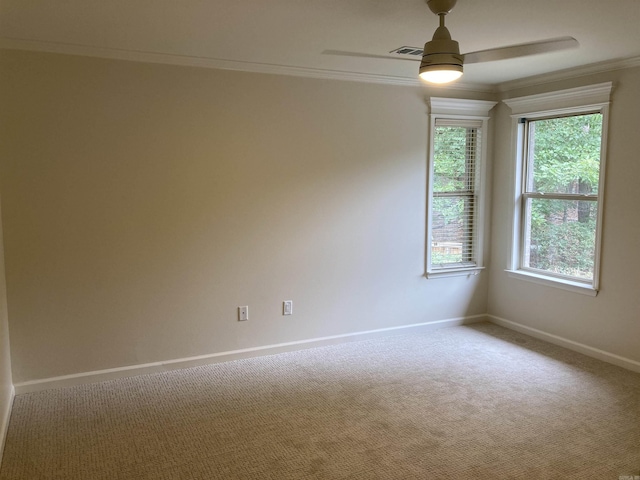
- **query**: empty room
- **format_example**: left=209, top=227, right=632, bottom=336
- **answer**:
left=0, top=0, right=639, bottom=478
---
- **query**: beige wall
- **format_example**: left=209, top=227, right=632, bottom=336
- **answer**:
left=488, top=68, right=640, bottom=363
left=0, top=50, right=490, bottom=383
left=0, top=48, right=637, bottom=385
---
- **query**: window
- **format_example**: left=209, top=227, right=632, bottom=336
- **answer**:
left=521, top=113, right=602, bottom=280
left=427, top=98, right=496, bottom=277
left=504, top=83, right=612, bottom=295
left=431, top=121, right=480, bottom=269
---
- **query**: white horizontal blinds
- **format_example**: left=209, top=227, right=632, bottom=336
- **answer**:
left=431, top=119, right=482, bottom=269
left=521, top=113, right=603, bottom=280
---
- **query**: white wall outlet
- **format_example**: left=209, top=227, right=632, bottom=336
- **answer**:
left=238, top=306, right=249, bottom=321
left=283, top=300, right=293, bottom=315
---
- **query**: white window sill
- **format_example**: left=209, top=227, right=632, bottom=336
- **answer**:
left=505, top=269, right=598, bottom=297
left=427, top=267, right=484, bottom=279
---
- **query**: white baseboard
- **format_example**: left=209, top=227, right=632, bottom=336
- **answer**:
left=15, top=314, right=487, bottom=394
left=0, top=385, right=15, bottom=467
left=488, top=315, right=640, bottom=374
left=14, top=314, right=639, bottom=394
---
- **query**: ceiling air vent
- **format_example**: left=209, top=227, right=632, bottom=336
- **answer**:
left=390, top=46, right=424, bottom=56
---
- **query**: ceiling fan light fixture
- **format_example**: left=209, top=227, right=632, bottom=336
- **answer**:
left=419, top=39, right=464, bottom=84
left=418, top=10, right=464, bottom=84
left=419, top=65, right=463, bottom=84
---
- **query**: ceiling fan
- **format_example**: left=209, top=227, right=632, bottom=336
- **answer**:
left=324, top=0, right=579, bottom=84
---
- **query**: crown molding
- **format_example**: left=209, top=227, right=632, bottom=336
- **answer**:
left=3, top=38, right=640, bottom=95
left=503, top=82, right=612, bottom=116
left=0, top=37, right=418, bottom=87
left=0, top=37, right=497, bottom=93
left=496, top=56, right=640, bottom=93
left=429, top=97, right=498, bottom=116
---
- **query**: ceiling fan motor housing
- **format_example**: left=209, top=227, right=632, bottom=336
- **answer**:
left=426, top=0, right=458, bottom=16
left=420, top=26, right=464, bottom=75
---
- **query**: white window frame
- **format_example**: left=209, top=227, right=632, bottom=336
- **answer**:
left=426, top=98, right=496, bottom=278
left=503, top=82, right=612, bottom=296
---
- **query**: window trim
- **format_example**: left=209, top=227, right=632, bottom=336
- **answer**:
left=503, top=83, right=612, bottom=295
left=426, top=98, right=496, bottom=278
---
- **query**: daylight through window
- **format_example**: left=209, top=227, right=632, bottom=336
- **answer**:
left=521, top=113, right=603, bottom=281
left=431, top=122, right=480, bottom=269
left=503, top=82, right=612, bottom=294
left=426, top=97, right=495, bottom=278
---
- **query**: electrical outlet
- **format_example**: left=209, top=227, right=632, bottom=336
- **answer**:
left=283, top=300, right=293, bottom=315
left=238, top=306, right=249, bottom=321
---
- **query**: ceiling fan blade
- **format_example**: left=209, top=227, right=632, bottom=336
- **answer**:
left=463, top=36, right=579, bottom=64
left=322, top=50, right=420, bottom=62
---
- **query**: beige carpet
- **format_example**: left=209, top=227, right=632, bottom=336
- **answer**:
left=1, top=323, right=639, bottom=479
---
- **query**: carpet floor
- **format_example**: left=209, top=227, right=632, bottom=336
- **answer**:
left=1, top=322, right=639, bottom=479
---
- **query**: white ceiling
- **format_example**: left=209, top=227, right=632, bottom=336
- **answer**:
left=2, top=0, right=640, bottom=89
